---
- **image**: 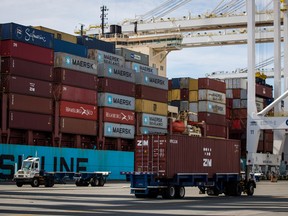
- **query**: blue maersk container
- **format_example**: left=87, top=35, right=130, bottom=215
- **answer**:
left=0, top=22, right=54, bottom=48
left=77, top=36, right=115, bottom=54
left=54, top=39, right=87, bottom=58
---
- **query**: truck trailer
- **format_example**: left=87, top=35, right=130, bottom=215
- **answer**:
left=14, top=156, right=110, bottom=187
left=122, top=135, right=256, bottom=199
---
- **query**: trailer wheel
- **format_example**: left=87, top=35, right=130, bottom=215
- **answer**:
left=235, top=183, right=242, bottom=196
left=16, top=182, right=23, bottom=187
left=45, top=178, right=54, bottom=187
left=162, top=186, right=176, bottom=199
left=175, top=186, right=185, bottom=199
left=31, top=178, right=40, bottom=187
left=147, top=190, right=159, bottom=198
left=90, top=178, right=99, bottom=187
left=98, top=177, right=105, bottom=187
left=246, top=182, right=254, bottom=196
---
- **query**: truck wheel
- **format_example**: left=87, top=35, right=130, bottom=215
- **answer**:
left=235, top=183, right=242, bottom=196
left=75, top=179, right=83, bottom=186
left=16, top=182, right=23, bottom=187
left=31, top=178, right=40, bottom=187
left=90, top=178, right=99, bottom=187
left=175, top=186, right=185, bottom=199
left=45, top=179, right=54, bottom=187
left=162, top=186, right=176, bottom=199
left=246, top=183, right=254, bottom=196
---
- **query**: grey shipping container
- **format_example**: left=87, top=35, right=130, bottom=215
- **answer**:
left=98, top=93, right=135, bottom=110
left=125, top=62, right=158, bottom=75
left=88, top=49, right=125, bottom=67
left=104, top=122, right=135, bottom=139
left=138, top=127, right=168, bottom=135
left=97, top=63, right=135, bottom=83
left=198, top=89, right=226, bottom=104
left=116, top=48, right=149, bottom=65
left=54, top=52, right=97, bottom=75
left=180, top=101, right=189, bottom=112
left=135, top=72, right=168, bottom=90
left=198, top=101, right=226, bottom=115
left=138, top=113, right=167, bottom=129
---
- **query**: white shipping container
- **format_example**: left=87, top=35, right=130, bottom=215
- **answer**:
left=233, top=99, right=241, bottom=109
left=198, top=89, right=226, bottom=104
left=88, top=49, right=125, bottom=67
left=226, top=89, right=233, bottom=99
left=256, top=101, right=264, bottom=111
left=198, top=101, right=226, bottom=115
left=232, top=78, right=247, bottom=89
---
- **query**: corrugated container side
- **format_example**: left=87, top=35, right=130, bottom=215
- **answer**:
left=226, top=107, right=232, bottom=119
left=226, top=89, right=233, bottom=98
left=135, top=99, right=168, bottom=116
left=256, top=84, right=273, bottom=98
left=9, top=93, right=53, bottom=114
left=116, top=48, right=149, bottom=65
left=1, top=57, right=53, bottom=81
left=135, top=72, right=168, bottom=90
left=198, top=78, right=226, bottom=93
left=103, top=122, right=135, bottom=139
left=9, top=111, right=52, bottom=131
left=240, top=89, right=247, bottom=99
left=54, top=52, right=97, bottom=75
left=180, top=77, right=189, bottom=89
left=170, top=100, right=180, bottom=110
left=53, top=68, right=98, bottom=90
left=98, top=77, right=135, bottom=97
left=54, top=85, right=97, bottom=105
left=125, top=62, right=158, bottom=75
left=232, top=108, right=247, bottom=119
left=168, top=90, right=172, bottom=102
left=0, top=40, right=54, bottom=65
left=198, top=89, right=226, bottom=104
left=171, top=78, right=181, bottom=89
left=135, top=135, right=240, bottom=178
left=59, top=101, right=97, bottom=120
left=171, top=89, right=181, bottom=101
left=77, top=36, right=115, bottom=53
left=97, top=63, right=135, bottom=83
left=1, top=23, right=54, bottom=48
left=138, top=127, right=168, bottom=135
left=232, top=89, right=241, bottom=99
left=189, top=102, right=198, bottom=113
left=189, top=78, right=198, bottom=90
left=135, top=85, right=168, bottom=103
left=198, top=112, right=227, bottom=126
left=198, top=101, right=226, bottom=115
left=189, top=90, right=198, bottom=102
left=180, top=88, right=189, bottom=100
left=2, top=75, right=52, bottom=98
left=60, top=117, right=97, bottom=135
left=137, top=113, right=167, bottom=129
left=102, top=107, right=135, bottom=125
left=98, top=93, right=135, bottom=110
left=33, top=26, right=77, bottom=43
left=180, top=101, right=189, bottom=112
left=233, top=99, right=241, bottom=109
left=88, top=49, right=125, bottom=67
left=256, top=100, right=264, bottom=111
left=54, top=39, right=87, bottom=58
left=226, top=98, right=233, bottom=108
left=240, top=99, right=247, bottom=108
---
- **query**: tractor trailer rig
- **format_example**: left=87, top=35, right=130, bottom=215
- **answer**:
left=13, top=156, right=110, bottom=187
left=121, top=135, right=256, bottom=199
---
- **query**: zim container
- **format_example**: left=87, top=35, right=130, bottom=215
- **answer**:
left=54, top=52, right=97, bottom=75
left=2, top=75, right=52, bottom=98
left=135, top=99, right=168, bottom=116
left=53, top=85, right=97, bottom=105
left=103, top=122, right=135, bottom=139
left=59, top=101, right=97, bottom=121
left=8, top=93, right=53, bottom=114
left=88, top=49, right=125, bottom=67
left=1, top=57, right=53, bottom=81
left=102, top=107, right=135, bottom=125
left=98, top=93, right=135, bottom=111
left=134, top=135, right=240, bottom=178
left=60, top=117, right=97, bottom=136
left=1, top=22, right=54, bottom=48
left=0, top=40, right=54, bottom=65
left=53, top=68, right=98, bottom=90
left=97, top=63, right=135, bottom=83
left=135, top=72, right=168, bottom=90
left=135, top=85, right=168, bottom=103
left=9, top=111, right=52, bottom=131
left=98, top=77, right=135, bottom=97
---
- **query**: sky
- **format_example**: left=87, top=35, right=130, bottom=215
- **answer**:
left=0, top=0, right=276, bottom=80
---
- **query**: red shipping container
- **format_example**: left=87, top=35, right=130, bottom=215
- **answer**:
left=1, top=57, right=53, bottom=81
left=226, top=98, right=233, bottom=108
left=98, top=77, right=135, bottom=97
left=226, top=107, right=232, bottom=120
left=232, top=89, right=241, bottom=99
left=60, top=117, right=97, bottom=136
left=168, top=79, right=172, bottom=90
left=198, top=112, right=227, bottom=126
left=53, top=68, right=98, bottom=90
left=59, top=101, right=97, bottom=120
left=54, top=85, right=97, bottom=105
left=0, top=40, right=54, bottom=65
left=9, top=111, right=52, bottom=131
left=205, top=124, right=227, bottom=138
left=102, top=107, right=135, bottom=125
left=135, top=85, right=168, bottom=103
left=9, top=93, right=53, bottom=114
left=135, top=135, right=241, bottom=178
left=2, top=75, right=52, bottom=98
left=180, top=88, right=189, bottom=100
left=256, top=83, right=273, bottom=99
left=198, top=78, right=226, bottom=93
left=232, top=108, right=247, bottom=119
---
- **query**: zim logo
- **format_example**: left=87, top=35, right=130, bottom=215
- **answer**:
left=203, top=158, right=212, bottom=167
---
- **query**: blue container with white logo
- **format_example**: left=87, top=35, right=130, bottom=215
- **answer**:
left=54, top=39, right=87, bottom=58
left=0, top=23, right=54, bottom=48
left=77, top=36, right=115, bottom=54
left=104, top=122, right=135, bottom=139
left=98, top=93, right=135, bottom=110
